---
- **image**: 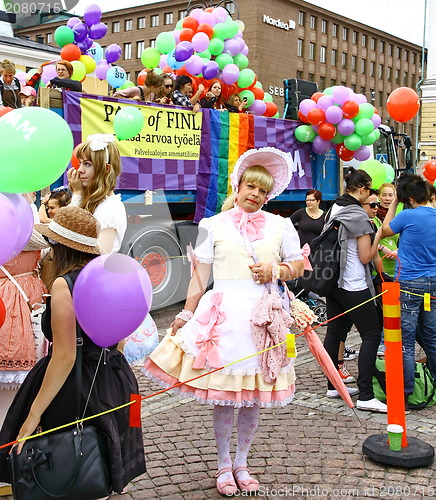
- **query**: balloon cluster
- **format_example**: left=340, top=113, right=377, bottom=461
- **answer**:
left=50, top=4, right=127, bottom=88
left=294, top=86, right=382, bottom=161
left=140, top=6, right=278, bottom=117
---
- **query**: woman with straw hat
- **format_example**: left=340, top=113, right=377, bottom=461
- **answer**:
left=0, top=206, right=146, bottom=495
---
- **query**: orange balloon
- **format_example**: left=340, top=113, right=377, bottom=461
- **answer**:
left=71, top=142, right=83, bottom=170
left=318, top=122, right=336, bottom=140
left=0, top=106, right=13, bottom=117
left=60, top=43, right=81, bottom=61
left=422, top=160, right=436, bottom=182
left=311, top=92, right=324, bottom=103
left=137, top=69, right=148, bottom=86
left=196, top=23, right=214, bottom=38
left=387, top=87, right=420, bottom=123
left=264, top=101, right=278, bottom=117
left=180, top=28, right=195, bottom=42
left=252, top=87, right=264, bottom=100
left=342, top=100, right=359, bottom=119
left=182, top=16, right=199, bottom=31
left=298, top=110, right=309, bottom=123
left=307, top=108, right=325, bottom=126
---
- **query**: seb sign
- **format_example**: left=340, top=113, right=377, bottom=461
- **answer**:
left=262, top=14, right=296, bottom=31
left=268, top=86, right=285, bottom=97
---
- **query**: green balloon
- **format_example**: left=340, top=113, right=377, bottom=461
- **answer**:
left=344, top=133, right=362, bottom=151
left=263, top=92, right=273, bottom=102
left=331, top=132, right=345, bottom=144
left=355, top=118, right=375, bottom=137
left=384, top=163, right=395, bottom=183
left=54, top=26, right=74, bottom=48
left=323, top=87, right=333, bottom=95
left=237, top=68, right=255, bottom=89
left=255, top=81, right=263, bottom=89
left=141, top=47, right=160, bottom=69
left=156, top=32, right=175, bottom=54
left=0, top=107, right=73, bottom=193
left=213, top=22, right=229, bottom=40
left=114, top=106, right=145, bottom=141
left=359, top=159, right=386, bottom=189
left=239, top=90, right=255, bottom=108
left=373, top=128, right=381, bottom=141
left=355, top=103, right=375, bottom=121
left=208, top=38, right=225, bottom=56
left=233, top=53, right=249, bottom=70
left=273, top=112, right=280, bottom=118
left=119, top=80, right=135, bottom=90
left=215, top=53, right=233, bottom=70
left=226, top=20, right=239, bottom=38
left=361, top=130, right=377, bottom=146
left=176, top=19, right=183, bottom=30
left=295, top=125, right=316, bottom=143
left=197, top=49, right=211, bottom=60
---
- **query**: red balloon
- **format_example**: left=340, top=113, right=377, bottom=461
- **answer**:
left=205, top=7, right=214, bottom=12
left=342, top=100, right=359, bottom=119
left=252, top=87, right=265, bottom=100
left=196, top=23, right=214, bottom=38
left=60, top=43, right=81, bottom=61
left=311, top=92, right=324, bottom=103
left=180, top=28, right=195, bottom=42
left=387, top=87, right=420, bottom=123
left=336, top=144, right=354, bottom=161
left=318, top=122, right=336, bottom=140
left=0, top=298, right=5, bottom=329
left=137, top=68, right=148, bottom=86
left=298, top=110, right=309, bottom=123
left=0, top=106, right=13, bottom=117
left=71, top=142, right=83, bottom=169
left=422, top=160, right=436, bottom=182
left=264, top=101, right=278, bottom=117
left=182, top=16, right=199, bottom=31
left=307, top=108, right=325, bottom=126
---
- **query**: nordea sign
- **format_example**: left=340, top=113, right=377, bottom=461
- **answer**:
left=262, top=15, right=295, bottom=31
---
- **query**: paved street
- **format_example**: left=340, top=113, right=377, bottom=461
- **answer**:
left=2, top=302, right=435, bottom=499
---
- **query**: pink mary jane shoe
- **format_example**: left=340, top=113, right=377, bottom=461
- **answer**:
left=215, top=467, right=238, bottom=496
left=233, top=466, right=260, bottom=493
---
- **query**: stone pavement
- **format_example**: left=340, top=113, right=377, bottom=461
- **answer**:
left=2, top=303, right=436, bottom=500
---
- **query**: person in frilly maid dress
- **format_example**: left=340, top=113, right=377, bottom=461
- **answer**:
left=144, top=147, right=304, bottom=495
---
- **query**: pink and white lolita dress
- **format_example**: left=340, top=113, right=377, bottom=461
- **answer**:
left=144, top=208, right=303, bottom=407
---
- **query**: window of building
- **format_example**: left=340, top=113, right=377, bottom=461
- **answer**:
left=361, top=34, right=367, bottom=47
left=379, top=64, right=384, bottom=78
left=296, top=70, right=303, bottom=79
left=388, top=44, right=393, bottom=56
left=353, top=31, right=358, bottom=44
left=298, top=11, right=305, bottom=26
left=396, top=69, right=400, bottom=83
left=112, top=21, right=120, bottom=33
left=351, top=84, right=356, bottom=92
left=125, top=19, right=132, bottom=31
left=151, top=15, right=159, bottom=27
left=396, top=46, right=401, bottom=59
left=126, top=72, right=130, bottom=81
left=332, top=23, right=338, bottom=37
left=380, top=40, right=385, bottom=53
left=124, top=42, right=131, bottom=60
left=321, top=19, right=327, bottom=33
left=387, top=66, right=391, bottom=81
left=137, top=17, right=145, bottom=29
left=308, top=73, right=314, bottom=82
left=164, top=12, right=173, bottom=25
left=331, top=78, right=337, bottom=86
left=320, top=45, right=326, bottom=63
left=310, top=15, right=316, bottom=30
left=351, top=55, right=356, bottom=72
left=342, top=52, right=347, bottom=69
left=370, top=61, right=375, bottom=77
left=412, top=52, right=416, bottom=64
left=361, top=86, right=365, bottom=95
left=361, top=59, right=366, bottom=73
left=178, top=10, right=187, bottom=20
left=411, top=74, right=415, bottom=87
left=343, top=27, right=348, bottom=41
left=137, top=40, right=144, bottom=58
left=404, top=71, right=408, bottom=84
left=320, top=76, right=325, bottom=89
left=371, top=37, right=376, bottom=50
left=47, top=32, right=52, bottom=43
left=309, top=42, right=315, bottom=60
left=404, top=49, right=409, bottom=62
left=331, top=49, right=337, bottom=66
left=225, top=2, right=235, bottom=14
left=379, top=91, right=383, bottom=106
left=297, top=39, right=304, bottom=57
left=150, top=38, right=156, bottom=48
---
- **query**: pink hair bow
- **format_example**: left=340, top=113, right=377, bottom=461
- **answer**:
left=231, top=207, right=266, bottom=242
left=186, top=243, right=197, bottom=277
left=301, top=243, right=313, bottom=272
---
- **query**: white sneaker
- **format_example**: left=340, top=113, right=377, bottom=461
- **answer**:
left=356, top=398, right=387, bottom=413
left=326, top=387, right=359, bottom=398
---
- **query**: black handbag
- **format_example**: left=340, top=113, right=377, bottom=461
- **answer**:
left=7, top=275, right=112, bottom=500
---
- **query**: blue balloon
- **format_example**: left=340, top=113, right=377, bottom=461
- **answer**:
left=166, top=49, right=185, bottom=70
left=87, top=41, right=103, bottom=63
left=106, top=65, right=127, bottom=88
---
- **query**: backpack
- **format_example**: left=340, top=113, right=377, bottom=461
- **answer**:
left=0, top=77, right=21, bottom=94
left=373, top=359, right=436, bottom=410
left=297, top=218, right=341, bottom=296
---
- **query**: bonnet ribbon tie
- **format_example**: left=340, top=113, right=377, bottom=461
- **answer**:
left=301, top=243, right=313, bottom=272
left=231, top=207, right=266, bottom=243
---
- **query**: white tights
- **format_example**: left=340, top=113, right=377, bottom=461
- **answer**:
left=213, top=405, right=260, bottom=483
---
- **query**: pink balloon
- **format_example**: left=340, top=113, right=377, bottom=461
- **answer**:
left=95, top=59, right=111, bottom=80
left=185, top=55, right=204, bottom=76
left=371, top=113, right=382, bottom=128
left=41, top=65, right=57, bottom=84
left=332, top=86, right=352, bottom=105
left=16, top=72, right=28, bottom=85
left=192, top=32, right=210, bottom=53
left=249, top=100, right=267, bottom=115
left=353, top=145, right=371, bottom=161
left=240, top=43, right=249, bottom=56
left=325, top=105, right=343, bottom=124
left=317, top=95, right=334, bottom=110
left=0, top=193, right=20, bottom=267
left=190, top=8, right=203, bottom=20
left=2, top=193, right=33, bottom=259
left=159, top=54, right=168, bottom=69
left=213, top=6, right=229, bottom=23
left=221, top=63, right=239, bottom=85
left=199, top=12, right=216, bottom=26
left=73, top=253, right=153, bottom=348
left=173, top=30, right=181, bottom=44
left=337, top=118, right=355, bottom=136
left=353, top=93, right=368, bottom=105
left=299, top=98, right=317, bottom=116
left=224, top=38, right=240, bottom=56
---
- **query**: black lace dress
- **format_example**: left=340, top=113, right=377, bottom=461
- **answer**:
left=0, top=270, right=146, bottom=493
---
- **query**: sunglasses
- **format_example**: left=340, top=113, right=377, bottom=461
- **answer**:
left=164, top=84, right=173, bottom=88
left=364, top=202, right=380, bottom=208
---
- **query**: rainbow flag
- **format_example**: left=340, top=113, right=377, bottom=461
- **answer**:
left=194, top=109, right=313, bottom=222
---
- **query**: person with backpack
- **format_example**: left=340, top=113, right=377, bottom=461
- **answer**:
left=322, top=168, right=387, bottom=413
left=0, top=59, right=22, bottom=109
left=381, top=173, right=436, bottom=400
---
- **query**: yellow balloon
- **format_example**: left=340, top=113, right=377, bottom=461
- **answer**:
left=79, top=55, right=97, bottom=74
left=235, top=19, right=245, bottom=32
left=71, top=60, right=86, bottom=81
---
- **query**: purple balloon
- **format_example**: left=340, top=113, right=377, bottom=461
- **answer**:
left=76, top=42, right=88, bottom=54
left=353, top=145, right=371, bottom=161
left=312, top=136, right=332, bottom=154
left=95, top=59, right=111, bottom=80
left=159, top=53, right=168, bottom=69
left=224, top=38, right=240, bottom=56
left=84, top=3, right=102, bottom=27
left=89, top=22, right=107, bottom=40
left=185, top=55, right=204, bottom=76
left=3, top=194, right=34, bottom=259
left=67, top=17, right=81, bottom=29
left=221, top=63, right=239, bottom=85
left=82, top=36, right=93, bottom=50
left=371, top=113, right=382, bottom=128
left=337, top=118, right=355, bottom=136
left=73, top=22, right=88, bottom=42
left=240, top=43, right=249, bottom=56
left=105, top=43, right=122, bottom=64
left=249, top=100, right=267, bottom=116
left=41, top=64, right=57, bottom=84
left=332, top=86, right=352, bottom=105
left=325, top=105, right=343, bottom=124
left=173, top=30, right=181, bottom=44
left=353, top=93, right=368, bottom=105
left=73, top=253, right=152, bottom=348
left=174, top=41, right=194, bottom=62
left=299, top=98, right=316, bottom=116
left=199, top=12, right=216, bottom=26
left=190, top=8, right=203, bottom=20
left=202, top=60, right=219, bottom=80
left=317, top=95, right=334, bottom=110
left=192, top=32, right=209, bottom=53
left=16, top=72, right=27, bottom=85
left=0, top=193, right=20, bottom=267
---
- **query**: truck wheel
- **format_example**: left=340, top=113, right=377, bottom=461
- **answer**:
left=126, top=226, right=187, bottom=310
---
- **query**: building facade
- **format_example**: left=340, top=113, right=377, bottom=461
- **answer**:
left=15, top=0, right=423, bottom=139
